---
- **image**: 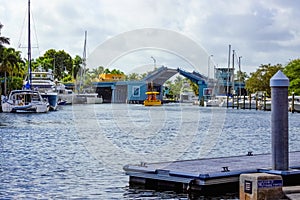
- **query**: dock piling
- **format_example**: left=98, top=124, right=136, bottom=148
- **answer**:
left=270, top=70, right=289, bottom=171
left=291, top=92, right=295, bottom=113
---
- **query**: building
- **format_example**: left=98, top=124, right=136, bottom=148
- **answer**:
left=98, top=73, right=125, bottom=82
left=214, top=67, right=246, bottom=96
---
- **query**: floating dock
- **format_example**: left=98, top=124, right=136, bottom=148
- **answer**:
left=123, top=151, right=300, bottom=195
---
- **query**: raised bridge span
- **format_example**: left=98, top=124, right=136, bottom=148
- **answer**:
left=143, top=66, right=208, bottom=98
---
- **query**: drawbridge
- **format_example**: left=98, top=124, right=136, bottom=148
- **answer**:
left=143, top=66, right=208, bottom=98
left=93, top=66, right=209, bottom=103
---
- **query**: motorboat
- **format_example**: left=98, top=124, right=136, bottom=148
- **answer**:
left=144, top=91, right=162, bottom=106
left=289, top=95, right=300, bottom=112
left=219, top=98, right=234, bottom=107
left=258, top=100, right=271, bottom=111
left=56, top=82, right=103, bottom=104
left=204, top=99, right=221, bottom=107
left=2, top=90, right=49, bottom=113
left=55, top=81, right=74, bottom=105
left=238, top=99, right=257, bottom=109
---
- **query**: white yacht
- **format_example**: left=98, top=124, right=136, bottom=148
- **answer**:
left=25, top=69, right=58, bottom=110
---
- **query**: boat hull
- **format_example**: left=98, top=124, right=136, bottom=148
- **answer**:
left=292, top=102, right=300, bottom=112
left=238, top=100, right=257, bottom=109
left=41, top=93, right=58, bottom=111
left=144, top=100, right=162, bottom=106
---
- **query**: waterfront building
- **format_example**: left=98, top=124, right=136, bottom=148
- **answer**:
left=214, top=67, right=246, bottom=96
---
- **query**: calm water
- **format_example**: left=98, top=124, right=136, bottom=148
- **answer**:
left=1, top=104, right=299, bottom=199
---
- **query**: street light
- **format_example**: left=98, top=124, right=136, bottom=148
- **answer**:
left=151, top=56, right=156, bottom=70
left=208, top=55, right=213, bottom=79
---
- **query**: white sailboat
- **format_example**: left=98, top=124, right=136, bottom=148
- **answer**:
left=2, top=90, right=49, bottom=113
left=1, top=0, right=49, bottom=113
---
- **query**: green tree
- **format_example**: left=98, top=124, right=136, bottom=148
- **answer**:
left=245, top=64, right=283, bottom=96
left=111, top=69, right=123, bottom=75
left=33, top=56, right=53, bottom=71
left=235, top=71, right=249, bottom=82
left=284, top=59, right=300, bottom=95
left=188, top=79, right=199, bottom=96
left=104, top=68, right=111, bottom=74
left=73, top=55, right=82, bottom=81
left=0, top=23, right=10, bottom=49
left=0, top=23, right=10, bottom=95
left=41, top=49, right=73, bottom=80
left=0, top=47, right=23, bottom=93
left=172, top=76, right=184, bottom=98
left=89, top=66, right=104, bottom=81
left=126, top=73, right=140, bottom=81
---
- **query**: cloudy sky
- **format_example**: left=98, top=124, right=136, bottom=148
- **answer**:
left=1, top=0, right=299, bottom=75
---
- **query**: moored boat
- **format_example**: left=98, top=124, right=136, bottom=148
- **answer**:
left=238, top=99, right=257, bottom=109
left=144, top=91, right=162, bottom=106
left=25, top=69, right=58, bottom=110
left=2, top=0, right=49, bottom=113
left=204, top=99, right=222, bottom=107
left=289, top=95, right=300, bottom=112
left=22, top=0, right=58, bottom=111
left=2, top=90, right=49, bottom=113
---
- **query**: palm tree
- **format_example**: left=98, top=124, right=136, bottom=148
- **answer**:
left=0, top=23, right=11, bottom=95
left=0, top=23, right=10, bottom=48
left=0, top=48, right=21, bottom=94
left=89, top=66, right=104, bottom=81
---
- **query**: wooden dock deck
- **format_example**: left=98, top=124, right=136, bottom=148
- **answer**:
left=124, top=151, right=300, bottom=195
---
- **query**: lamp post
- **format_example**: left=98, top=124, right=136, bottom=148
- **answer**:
left=208, top=55, right=213, bottom=79
left=151, top=56, right=156, bottom=71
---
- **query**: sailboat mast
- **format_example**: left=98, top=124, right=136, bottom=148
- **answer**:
left=28, top=0, right=32, bottom=88
left=226, top=44, right=231, bottom=107
left=82, top=30, right=87, bottom=82
left=79, top=30, right=87, bottom=93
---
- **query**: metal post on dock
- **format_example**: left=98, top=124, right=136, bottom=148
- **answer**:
left=263, top=92, right=267, bottom=111
left=270, top=70, right=289, bottom=171
left=243, top=95, right=246, bottom=109
left=0, top=85, right=2, bottom=112
left=255, top=93, right=258, bottom=110
left=291, top=92, right=295, bottom=113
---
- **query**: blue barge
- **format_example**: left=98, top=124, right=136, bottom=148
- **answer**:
left=123, top=151, right=300, bottom=195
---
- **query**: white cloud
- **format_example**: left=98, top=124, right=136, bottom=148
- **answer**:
left=1, top=0, right=299, bottom=74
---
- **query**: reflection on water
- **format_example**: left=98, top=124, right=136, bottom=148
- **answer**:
left=1, top=104, right=299, bottom=199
